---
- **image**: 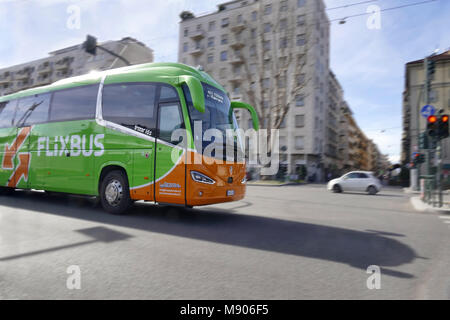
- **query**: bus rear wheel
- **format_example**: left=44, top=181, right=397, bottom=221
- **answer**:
left=100, top=170, right=132, bottom=215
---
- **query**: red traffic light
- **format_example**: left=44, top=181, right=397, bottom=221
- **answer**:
left=428, top=115, right=438, bottom=123
left=442, top=115, right=449, bottom=123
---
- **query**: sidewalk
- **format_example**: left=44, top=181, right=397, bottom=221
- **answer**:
left=410, top=196, right=450, bottom=214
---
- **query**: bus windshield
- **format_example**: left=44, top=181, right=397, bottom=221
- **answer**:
left=184, top=83, right=243, bottom=161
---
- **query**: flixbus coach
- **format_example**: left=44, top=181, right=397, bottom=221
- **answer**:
left=0, top=63, right=259, bottom=214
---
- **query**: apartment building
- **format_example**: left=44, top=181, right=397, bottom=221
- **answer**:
left=402, top=50, right=450, bottom=168
left=178, top=0, right=330, bottom=181
left=0, top=37, right=154, bottom=96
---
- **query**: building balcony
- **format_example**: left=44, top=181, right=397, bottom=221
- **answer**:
left=38, top=63, right=52, bottom=74
left=231, top=21, right=247, bottom=33
left=190, top=30, right=206, bottom=40
left=229, top=75, right=243, bottom=84
left=230, top=40, right=245, bottom=50
left=15, top=71, right=32, bottom=80
left=229, top=56, right=244, bottom=65
left=189, top=46, right=205, bottom=56
left=0, top=75, right=12, bottom=84
left=36, top=75, right=52, bottom=85
left=55, top=57, right=72, bottom=70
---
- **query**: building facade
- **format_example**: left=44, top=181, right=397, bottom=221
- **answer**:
left=0, top=37, right=154, bottom=96
left=402, top=50, right=450, bottom=167
left=178, top=0, right=331, bottom=181
left=178, top=0, right=387, bottom=180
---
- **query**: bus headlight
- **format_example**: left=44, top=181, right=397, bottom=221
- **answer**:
left=241, top=177, right=247, bottom=184
left=191, top=171, right=216, bottom=185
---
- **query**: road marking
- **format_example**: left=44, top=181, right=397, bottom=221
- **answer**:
left=438, top=216, right=450, bottom=220
left=444, top=221, right=450, bottom=224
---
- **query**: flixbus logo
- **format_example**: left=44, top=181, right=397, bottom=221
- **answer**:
left=37, top=134, right=105, bottom=157
left=2, top=127, right=32, bottom=188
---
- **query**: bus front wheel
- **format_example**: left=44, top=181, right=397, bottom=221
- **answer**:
left=100, top=170, right=132, bottom=215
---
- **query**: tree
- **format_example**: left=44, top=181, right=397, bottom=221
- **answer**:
left=235, top=1, right=313, bottom=149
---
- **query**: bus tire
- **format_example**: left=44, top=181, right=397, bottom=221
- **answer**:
left=100, top=170, right=132, bottom=215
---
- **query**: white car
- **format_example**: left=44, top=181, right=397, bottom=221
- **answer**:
left=327, top=171, right=382, bottom=195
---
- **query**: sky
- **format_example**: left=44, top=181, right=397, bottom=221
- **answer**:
left=0, top=0, right=449, bottom=163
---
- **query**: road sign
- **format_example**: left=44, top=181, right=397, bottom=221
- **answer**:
left=421, top=105, right=436, bottom=118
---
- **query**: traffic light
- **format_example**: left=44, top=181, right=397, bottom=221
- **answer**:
left=427, top=115, right=438, bottom=137
left=439, top=114, right=449, bottom=139
left=83, top=35, right=97, bottom=55
left=427, top=59, right=436, bottom=78
left=413, top=153, right=425, bottom=166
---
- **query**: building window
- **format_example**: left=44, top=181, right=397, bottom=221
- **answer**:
left=249, top=45, right=256, bottom=56
left=209, top=21, right=216, bottom=31
left=184, top=28, right=188, bottom=37
left=252, top=11, right=257, bottom=21
left=297, top=34, right=306, bottom=46
left=207, top=37, right=215, bottom=48
left=263, top=78, right=271, bottom=89
left=280, top=136, right=287, bottom=149
left=183, top=42, right=188, bottom=53
left=277, top=76, right=286, bottom=89
left=221, top=51, right=228, bottom=61
left=297, top=74, right=306, bottom=86
left=297, top=0, right=306, bottom=8
left=295, top=136, right=305, bottom=150
left=237, top=14, right=243, bottom=23
left=295, top=115, right=305, bottom=127
left=264, top=23, right=271, bottom=33
left=221, top=34, right=228, bottom=45
left=207, top=54, right=214, bottom=64
left=251, top=28, right=257, bottom=39
left=296, top=95, right=305, bottom=107
left=280, top=118, right=286, bottom=128
left=263, top=40, right=271, bottom=51
left=297, top=14, right=306, bottom=26
left=280, top=0, right=288, bottom=12
left=264, top=4, right=272, bottom=15
left=222, top=18, right=229, bottom=27
left=280, top=19, right=287, bottom=31
left=233, top=65, right=241, bottom=75
left=279, top=37, right=288, bottom=49
left=250, top=63, right=257, bottom=73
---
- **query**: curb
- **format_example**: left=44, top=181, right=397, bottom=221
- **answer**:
left=247, top=182, right=303, bottom=187
left=410, top=196, right=450, bottom=214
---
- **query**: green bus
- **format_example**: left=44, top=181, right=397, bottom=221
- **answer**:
left=0, top=62, right=259, bottom=214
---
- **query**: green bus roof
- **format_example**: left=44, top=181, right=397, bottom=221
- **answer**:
left=0, top=62, right=225, bottom=103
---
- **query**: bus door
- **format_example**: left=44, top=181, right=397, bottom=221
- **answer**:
left=154, top=102, right=186, bottom=205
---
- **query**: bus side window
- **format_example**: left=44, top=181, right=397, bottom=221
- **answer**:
left=158, top=103, right=184, bottom=144
left=50, top=85, right=98, bottom=122
left=15, top=93, right=51, bottom=127
left=102, top=83, right=157, bottom=135
left=0, top=100, right=18, bottom=128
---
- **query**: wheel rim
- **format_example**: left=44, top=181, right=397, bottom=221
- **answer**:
left=105, top=179, right=123, bottom=207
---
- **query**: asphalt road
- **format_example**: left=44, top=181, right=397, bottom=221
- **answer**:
left=0, top=185, right=449, bottom=299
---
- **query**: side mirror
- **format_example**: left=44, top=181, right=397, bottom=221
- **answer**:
left=179, top=75, right=205, bottom=113
left=231, top=101, right=259, bottom=131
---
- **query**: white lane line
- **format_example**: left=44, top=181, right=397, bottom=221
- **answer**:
left=439, top=216, right=450, bottom=219
left=444, top=221, right=450, bottom=224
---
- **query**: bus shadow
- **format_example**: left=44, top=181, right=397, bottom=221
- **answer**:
left=0, top=192, right=418, bottom=278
